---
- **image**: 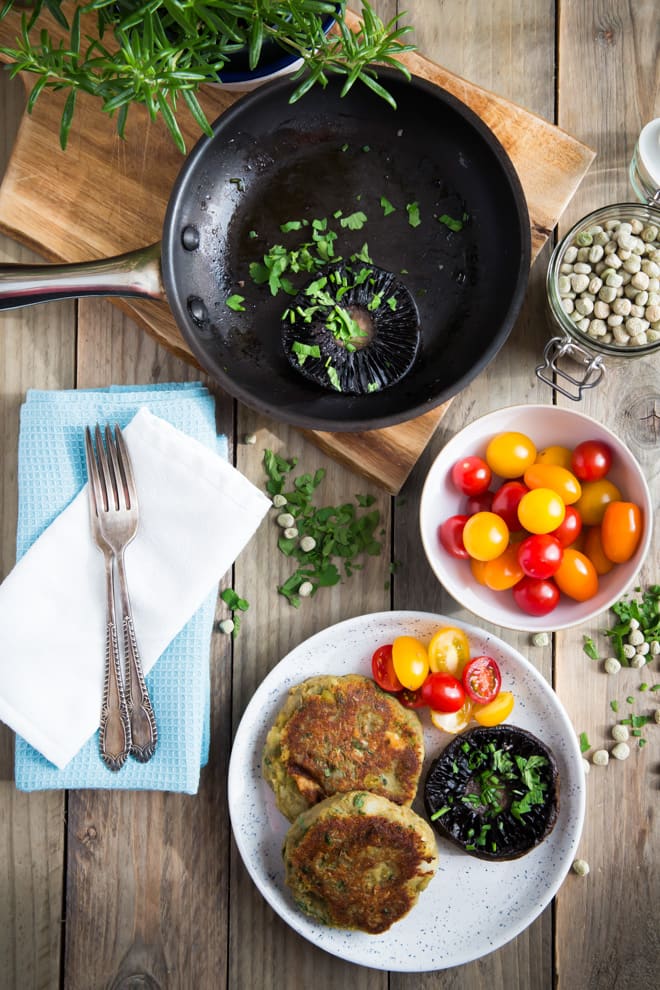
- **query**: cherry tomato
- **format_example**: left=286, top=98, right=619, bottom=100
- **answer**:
left=571, top=439, right=613, bottom=481
left=491, top=480, right=529, bottom=530
left=462, top=511, right=510, bottom=561
left=470, top=557, right=489, bottom=586
left=450, top=456, right=492, bottom=496
left=370, top=644, right=403, bottom=693
left=396, top=687, right=426, bottom=709
left=523, top=463, right=582, bottom=505
left=430, top=698, right=473, bottom=733
left=481, top=544, right=525, bottom=590
left=427, top=626, right=471, bottom=676
left=392, top=636, right=430, bottom=690
left=485, top=431, right=537, bottom=478
left=554, top=548, right=599, bottom=601
left=420, top=672, right=466, bottom=712
left=462, top=656, right=501, bottom=704
left=512, top=576, right=560, bottom=616
left=583, top=526, right=615, bottom=575
left=574, top=479, right=622, bottom=526
left=550, top=505, right=583, bottom=547
left=517, top=487, right=566, bottom=534
left=517, top=533, right=564, bottom=579
left=601, top=501, right=643, bottom=563
left=465, top=489, right=494, bottom=514
left=438, top=515, right=470, bottom=559
left=473, top=690, right=515, bottom=726
left=535, top=445, right=573, bottom=469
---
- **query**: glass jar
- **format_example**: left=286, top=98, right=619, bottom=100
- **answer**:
left=538, top=202, right=660, bottom=399
left=629, top=118, right=660, bottom=206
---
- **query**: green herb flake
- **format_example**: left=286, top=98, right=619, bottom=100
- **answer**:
left=610, top=699, right=619, bottom=713
left=438, top=212, right=464, bottom=232
left=380, top=196, right=396, bottom=216
left=226, top=294, right=246, bottom=312
left=340, top=211, right=368, bottom=231
left=579, top=731, right=591, bottom=754
left=406, top=201, right=421, bottom=228
left=583, top=635, right=600, bottom=660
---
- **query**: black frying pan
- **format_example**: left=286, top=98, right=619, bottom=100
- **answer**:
left=0, top=69, right=531, bottom=431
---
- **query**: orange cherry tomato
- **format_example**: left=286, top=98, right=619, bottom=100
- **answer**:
left=485, top=431, right=536, bottom=478
left=574, top=479, right=622, bottom=526
left=470, top=557, right=489, bottom=586
left=517, top=488, right=566, bottom=534
left=462, top=511, right=510, bottom=561
left=601, top=501, right=643, bottom=563
left=554, top=548, right=599, bottom=601
left=583, top=526, right=615, bottom=575
left=523, top=463, right=582, bottom=505
left=427, top=626, right=471, bottom=676
left=392, top=636, right=430, bottom=690
left=535, top=445, right=573, bottom=469
left=481, top=544, right=525, bottom=590
left=473, top=690, right=515, bottom=726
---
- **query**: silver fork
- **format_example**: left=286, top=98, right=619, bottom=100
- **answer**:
left=85, top=424, right=157, bottom=769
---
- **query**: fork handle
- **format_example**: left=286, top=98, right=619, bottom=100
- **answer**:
left=99, top=559, right=132, bottom=771
left=117, top=553, right=157, bottom=762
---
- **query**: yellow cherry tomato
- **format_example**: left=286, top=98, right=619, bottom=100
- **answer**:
left=391, top=635, right=430, bottom=690
left=473, top=690, right=515, bottom=726
left=523, top=463, right=582, bottom=505
left=482, top=543, right=525, bottom=590
left=583, top=525, right=615, bottom=575
left=535, top=445, right=573, bottom=469
left=430, top=698, right=474, bottom=733
left=462, top=511, right=510, bottom=561
left=554, top=548, right=599, bottom=601
left=517, top=488, right=566, bottom=534
left=574, top=479, right=622, bottom=526
left=427, top=626, right=471, bottom=676
left=485, top=431, right=537, bottom=478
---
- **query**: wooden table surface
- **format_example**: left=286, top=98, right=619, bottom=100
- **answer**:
left=0, top=2, right=658, bottom=988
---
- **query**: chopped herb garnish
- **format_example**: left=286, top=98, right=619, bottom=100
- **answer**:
left=579, top=731, right=591, bottom=753
left=339, top=211, right=368, bottom=231
left=406, top=201, right=421, bottom=227
left=219, top=587, right=249, bottom=637
left=583, top=635, right=600, bottom=660
left=226, top=294, right=246, bottom=312
left=610, top=699, right=619, bottom=712
left=438, top=212, right=464, bottom=232
left=380, top=195, right=396, bottom=216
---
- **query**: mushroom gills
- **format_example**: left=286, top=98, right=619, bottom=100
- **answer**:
left=281, top=263, right=421, bottom=395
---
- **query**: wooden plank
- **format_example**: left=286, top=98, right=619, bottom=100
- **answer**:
left=62, top=300, right=235, bottom=989
left=554, top=2, right=660, bottom=988
left=0, top=7, right=594, bottom=494
left=391, top=3, right=557, bottom=989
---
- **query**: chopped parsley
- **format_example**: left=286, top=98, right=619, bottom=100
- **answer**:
left=406, top=201, right=421, bottom=227
left=379, top=195, right=396, bottom=216
left=225, top=294, right=246, bottom=312
left=438, top=212, right=464, bottom=232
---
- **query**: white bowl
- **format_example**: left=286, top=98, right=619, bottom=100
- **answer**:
left=419, top=404, right=653, bottom=632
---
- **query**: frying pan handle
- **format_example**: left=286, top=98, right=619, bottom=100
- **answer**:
left=0, top=243, right=164, bottom=311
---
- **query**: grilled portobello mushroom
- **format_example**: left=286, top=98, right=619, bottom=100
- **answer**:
left=281, top=262, right=420, bottom=394
left=424, top=724, right=559, bottom=860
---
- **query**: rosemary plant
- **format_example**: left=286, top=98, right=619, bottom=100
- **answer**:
left=0, top=0, right=415, bottom=152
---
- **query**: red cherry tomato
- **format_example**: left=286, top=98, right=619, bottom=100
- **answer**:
left=550, top=505, right=583, bottom=547
left=554, top=548, right=599, bottom=601
left=465, top=489, right=494, bottom=515
left=396, top=687, right=427, bottom=709
left=601, top=501, right=643, bottom=563
left=512, top=576, right=560, bottom=616
left=491, top=480, right=529, bottom=530
left=420, top=672, right=466, bottom=712
left=371, top=644, right=403, bottom=693
left=438, top=514, right=470, bottom=559
left=450, top=456, right=492, bottom=496
left=571, top=440, right=613, bottom=481
left=517, top=533, right=564, bottom=579
left=462, top=656, right=502, bottom=705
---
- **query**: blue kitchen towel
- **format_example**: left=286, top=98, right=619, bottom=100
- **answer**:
left=13, top=382, right=226, bottom=794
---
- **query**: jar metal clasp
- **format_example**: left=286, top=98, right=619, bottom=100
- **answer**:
left=535, top=335, right=605, bottom=401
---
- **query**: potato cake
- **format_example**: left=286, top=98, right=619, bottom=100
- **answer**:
left=283, top=791, right=438, bottom=934
left=262, top=674, right=424, bottom=821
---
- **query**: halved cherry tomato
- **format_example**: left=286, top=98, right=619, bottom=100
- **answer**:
left=396, top=687, right=426, bottom=709
left=420, top=672, right=466, bottom=712
left=601, top=501, right=643, bottom=563
left=438, top=515, right=470, bottom=559
left=535, top=445, right=573, bottom=469
left=485, top=431, right=536, bottom=478
left=517, top=533, right=564, bottom=579
left=371, top=644, right=403, bottom=693
left=465, top=489, right=494, bottom=515
left=451, top=456, right=492, bottom=496
left=462, top=656, right=501, bottom=704
left=523, top=463, right=582, bottom=505
left=491, top=480, right=529, bottom=530
left=481, top=544, right=525, bottom=590
left=473, top=690, right=515, bottom=726
left=392, top=636, right=430, bottom=690
left=430, top=698, right=473, bottom=733
left=550, top=505, right=583, bottom=547
left=427, top=626, right=471, bottom=676
left=574, top=479, right=621, bottom=526
left=554, top=548, right=599, bottom=601
left=462, top=511, right=510, bottom=561
left=571, top=439, right=613, bottom=481
left=583, top=525, right=615, bottom=575
left=517, top=488, right=566, bottom=534
left=512, top=576, right=560, bottom=616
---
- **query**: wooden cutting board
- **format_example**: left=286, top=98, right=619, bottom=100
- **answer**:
left=0, top=10, right=594, bottom=492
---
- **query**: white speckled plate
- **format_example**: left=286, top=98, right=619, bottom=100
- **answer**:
left=227, top=611, right=585, bottom=972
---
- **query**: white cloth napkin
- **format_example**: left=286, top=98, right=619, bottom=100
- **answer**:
left=0, top=407, right=270, bottom=769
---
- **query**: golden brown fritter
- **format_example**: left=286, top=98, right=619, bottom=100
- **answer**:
left=262, top=674, right=424, bottom=821
left=283, top=791, right=438, bottom=934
